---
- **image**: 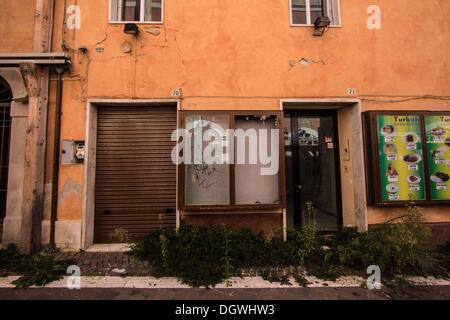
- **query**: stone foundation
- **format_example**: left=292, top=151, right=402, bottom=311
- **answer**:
left=55, top=220, right=82, bottom=251
left=181, top=213, right=283, bottom=238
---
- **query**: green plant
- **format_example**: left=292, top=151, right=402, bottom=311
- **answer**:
left=289, top=227, right=320, bottom=265
left=135, top=226, right=228, bottom=287
left=333, top=203, right=430, bottom=274
left=130, top=205, right=432, bottom=288
left=436, top=241, right=450, bottom=273
left=159, top=232, right=170, bottom=273
left=303, top=201, right=316, bottom=232
left=131, top=226, right=316, bottom=287
left=0, top=244, right=73, bottom=288
left=221, top=227, right=234, bottom=287
left=12, top=253, right=72, bottom=288
left=108, top=228, right=132, bottom=243
left=293, top=270, right=309, bottom=287
left=0, top=244, right=24, bottom=271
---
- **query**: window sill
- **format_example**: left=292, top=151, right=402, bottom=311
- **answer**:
left=290, top=24, right=342, bottom=28
left=180, top=204, right=283, bottom=213
left=108, top=21, right=164, bottom=25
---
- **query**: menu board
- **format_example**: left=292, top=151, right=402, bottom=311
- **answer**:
left=425, top=116, right=450, bottom=200
left=377, top=115, right=426, bottom=201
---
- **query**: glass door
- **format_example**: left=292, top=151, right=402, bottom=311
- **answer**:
left=284, top=110, right=342, bottom=230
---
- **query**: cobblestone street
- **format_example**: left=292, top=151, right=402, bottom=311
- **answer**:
left=53, top=251, right=303, bottom=278
left=55, top=252, right=152, bottom=277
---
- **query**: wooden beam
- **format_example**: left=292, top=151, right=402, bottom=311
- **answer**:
left=33, top=0, right=55, bottom=53
left=19, top=63, right=48, bottom=254
left=20, top=0, right=54, bottom=254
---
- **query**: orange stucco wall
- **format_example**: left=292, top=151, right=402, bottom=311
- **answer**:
left=52, top=0, right=450, bottom=225
left=3, top=1, right=450, bottom=227
left=51, top=0, right=450, bottom=100
left=0, top=0, right=36, bottom=53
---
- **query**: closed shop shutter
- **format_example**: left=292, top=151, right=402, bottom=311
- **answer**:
left=94, top=106, right=177, bottom=243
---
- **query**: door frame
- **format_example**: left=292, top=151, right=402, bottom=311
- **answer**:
left=285, top=109, right=343, bottom=229
left=280, top=98, right=368, bottom=234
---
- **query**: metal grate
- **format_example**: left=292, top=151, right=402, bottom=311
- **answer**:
left=0, top=77, right=12, bottom=103
left=0, top=104, right=11, bottom=221
left=0, top=77, right=11, bottom=222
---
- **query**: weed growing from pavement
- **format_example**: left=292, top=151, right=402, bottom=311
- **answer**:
left=159, top=232, right=170, bottom=273
left=130, top=203, right=445, bottom=287
left=221, top=227, right=234, bottom=287
left=108, top=228, right=133, bottom=243
left=1, top=204, right=445, bottom=288
left=332, top=202, right=430, bottom=276
left=439, top=242, right=450, bottom=272
left=0, top=245, right=73, bottom=288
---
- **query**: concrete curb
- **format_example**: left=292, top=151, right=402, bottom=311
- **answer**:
left=0, top=275, right=448, bottom=289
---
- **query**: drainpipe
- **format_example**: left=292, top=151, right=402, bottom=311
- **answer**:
left=62, top=0, right=68, bottom=50
left=49, top=67, right=64, bottom=247
left=50, top=0, right=69, bottom=248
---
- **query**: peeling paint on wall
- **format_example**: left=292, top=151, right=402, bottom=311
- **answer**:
left=144, top=27, right=161, bottom=36
left=289, top=57, right=327, bottom=69
left=58, top=179, right=83, bottom=203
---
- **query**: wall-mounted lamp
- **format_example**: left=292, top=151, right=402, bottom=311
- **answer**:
left=313, top=16, right=331, bottom=36
left=124, top=23, right=139, bottom=35
left=313, top=0, right=331, bottom=36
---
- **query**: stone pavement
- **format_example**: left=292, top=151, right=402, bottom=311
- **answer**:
left=0, top=285, right=449, bottom=300
left=55, top=252, right=152, bottom=276
left=0, top=251, right=446, bottom=300
left=0, top=287, right=386, bottom=300
left=55, top=251, right=314, bottom=279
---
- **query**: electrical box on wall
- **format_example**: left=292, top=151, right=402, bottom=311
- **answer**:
left=61, top=140, right=85, bottom=164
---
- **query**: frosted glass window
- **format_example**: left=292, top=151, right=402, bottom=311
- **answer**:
left=234, top=116, right=280, bottom=205
left=185, top=115, right=230, bottom=205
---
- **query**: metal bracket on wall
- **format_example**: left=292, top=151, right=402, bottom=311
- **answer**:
left=61, top=140, right=85, bottom=165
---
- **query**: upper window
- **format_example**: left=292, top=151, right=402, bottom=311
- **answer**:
left=291, top=0, right=341, bottom=26
left=109, top=0, right=163, bottom=23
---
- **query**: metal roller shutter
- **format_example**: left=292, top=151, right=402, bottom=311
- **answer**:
left=94, top=106, right=177, bottom=243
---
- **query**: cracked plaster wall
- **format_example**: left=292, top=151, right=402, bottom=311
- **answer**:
left=2, top=1, right=449, bottom=248
left=50, top=1, right=449, bottom=227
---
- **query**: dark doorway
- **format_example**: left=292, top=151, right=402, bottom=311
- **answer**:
left=284, top=110, right=342, bottom=230
left=0, top=77, right=12, bottom=225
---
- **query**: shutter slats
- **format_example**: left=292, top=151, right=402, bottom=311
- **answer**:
left=94, top=106, right=177, bottom=243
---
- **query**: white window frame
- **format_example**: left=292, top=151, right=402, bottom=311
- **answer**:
left=109, top=0, right=164, bottom=24
left=289, top=0, right=341, bottom=27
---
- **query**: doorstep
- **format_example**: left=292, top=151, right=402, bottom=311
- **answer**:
left=86, top=244, right=131, bottom=253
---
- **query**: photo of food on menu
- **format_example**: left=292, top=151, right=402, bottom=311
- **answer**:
left=425, top=115, right=450, bottom=200
left=377, top=115, right=426, bottom=202
left=377, top=114, right=450, bottom=202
